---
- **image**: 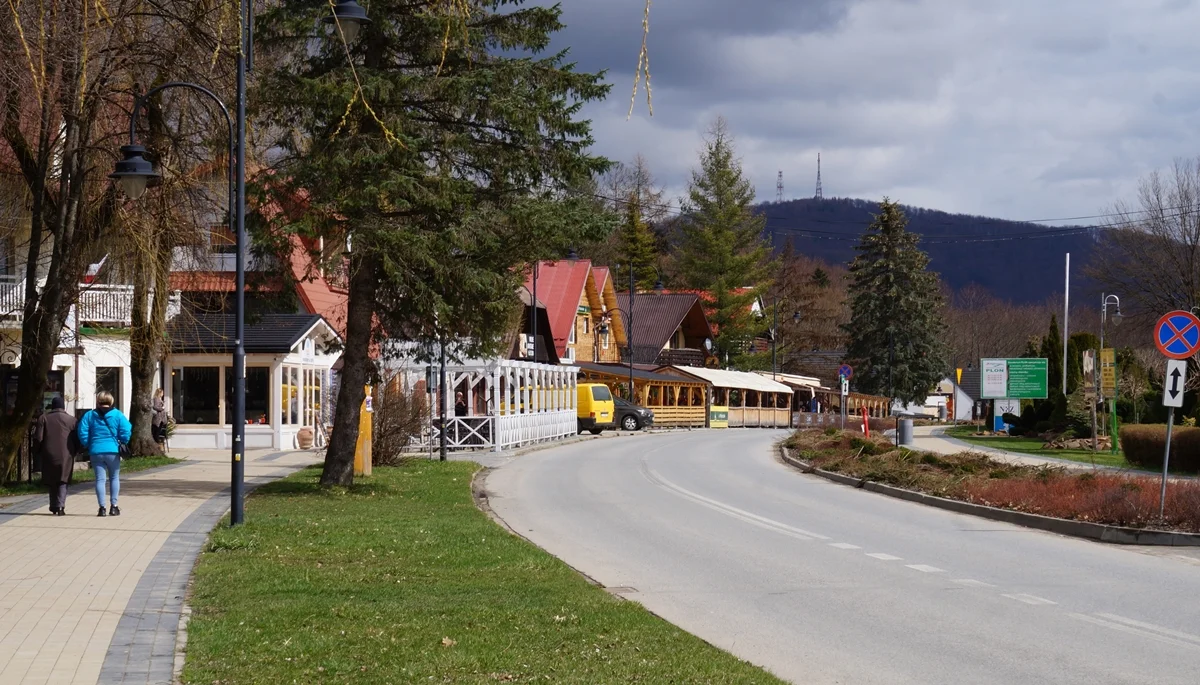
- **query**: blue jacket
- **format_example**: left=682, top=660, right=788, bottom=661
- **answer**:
left=78, top=407, right=132, bottom=456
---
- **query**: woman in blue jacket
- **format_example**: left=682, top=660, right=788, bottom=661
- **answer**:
left=78, top=391, right=132, bottom=517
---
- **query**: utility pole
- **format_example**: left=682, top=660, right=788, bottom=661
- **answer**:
left=771, top=295, right=778, bottom=379
left=1062, top=253, right=1070, bottom=396
left=628, top=264, right=635, bottom=400
left=439, top=335, right=447, bottom=462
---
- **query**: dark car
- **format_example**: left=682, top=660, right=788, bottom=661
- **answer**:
left=614, top=397, right=654, bottom=431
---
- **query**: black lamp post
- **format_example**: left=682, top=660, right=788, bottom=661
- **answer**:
left=111, top=1, right=369, bottom=526
left=618, top=264, right=662, bottom=402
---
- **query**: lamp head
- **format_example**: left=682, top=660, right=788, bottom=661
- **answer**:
left=109, top=145, right=158, bottom=200
left=1112, top=309, right=1123, bottom=326
left=653, top=277, right=665, bottom=293
left=566, top=247, right=579, bottom=261
left=325, top=0, right=371, bottom=43
left=792, top=311, right=801, bottom=324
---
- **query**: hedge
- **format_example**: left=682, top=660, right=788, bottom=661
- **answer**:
left=1120, top=425, right=1200, bottom=473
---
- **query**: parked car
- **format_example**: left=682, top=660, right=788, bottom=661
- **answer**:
left=614, top=397, right=654, bottom=431
left=577, top=382, right=616, bottom=435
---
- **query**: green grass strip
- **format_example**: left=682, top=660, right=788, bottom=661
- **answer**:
left=944, top=427, right=1130, bottom=468
left=0, top=455, right=183, bottom=498
left=182, top=462, right=784, bottom=684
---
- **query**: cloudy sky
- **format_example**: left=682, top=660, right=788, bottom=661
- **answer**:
left=545, top=0, right=1200, bottom=223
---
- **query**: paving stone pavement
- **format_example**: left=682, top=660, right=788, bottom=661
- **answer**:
left=0, top=448, right=318, bottom=685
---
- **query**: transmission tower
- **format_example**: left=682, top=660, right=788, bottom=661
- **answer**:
left=814, top=153, right=823, bottom=200
left=776, top=170, right=784, bottom=203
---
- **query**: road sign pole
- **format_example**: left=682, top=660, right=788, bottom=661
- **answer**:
left=1110, top=397, right=1119, bottom=455
left=1161, top=406, right=1174, bottom=520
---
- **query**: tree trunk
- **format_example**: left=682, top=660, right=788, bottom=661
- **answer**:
left=128, top=226, right=168, bottom=457
left=321, top=252, right=378, bottom=486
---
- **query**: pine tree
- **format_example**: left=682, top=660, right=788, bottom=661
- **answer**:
left=617, top=192, right=661, bottom=290
left=676, top=118, right=772, bottom=360
left=1040, top=315, right=1064, bottom=393
left=843, top=199, right=948, bottom=404
left=255, top=1, right=613, bottom=485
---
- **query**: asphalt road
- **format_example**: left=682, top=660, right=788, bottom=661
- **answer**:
left=484, top=430, right=1200, bottom=685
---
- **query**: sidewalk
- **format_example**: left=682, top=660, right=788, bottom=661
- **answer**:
left=910, top=425, right=1096, bottom=469
left=0, top=447, right=320, bottom=685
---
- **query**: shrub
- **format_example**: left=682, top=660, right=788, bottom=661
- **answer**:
left=1120, top=425, right=1200, bottom=473
left=372, top=372, right=431, bottom=466
left=1034, top=420, right=1054, bottom=434
left=823, top=426, right=840, bottom=436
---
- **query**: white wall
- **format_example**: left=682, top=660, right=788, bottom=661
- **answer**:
left=75, top=335, right=132, bottom=413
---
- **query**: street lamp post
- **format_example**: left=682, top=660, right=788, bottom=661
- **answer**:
left=111, top=0, right=370, bottom=525
left=618, top=264, right=662, bottom=402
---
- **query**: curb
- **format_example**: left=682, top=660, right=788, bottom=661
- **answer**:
left=778, top=446, right=1200, bottom=547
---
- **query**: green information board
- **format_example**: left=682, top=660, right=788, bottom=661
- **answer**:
left=1006, top=359, right=1048, bottom=399
left=980, top=358, right=1048, bottom=399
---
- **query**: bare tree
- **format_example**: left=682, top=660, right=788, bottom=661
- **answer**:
left=1090, top=157, right=1200, bottom=318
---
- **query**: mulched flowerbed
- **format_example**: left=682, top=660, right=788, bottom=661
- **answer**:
left=786, top=429, right=1200, bottom=534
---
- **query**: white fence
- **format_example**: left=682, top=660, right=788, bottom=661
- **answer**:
left=408, top=358, right=579, bottom=453
left=0, top=276, right=181, bottom=327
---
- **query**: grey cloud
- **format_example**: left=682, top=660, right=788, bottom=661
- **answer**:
left=543, top=0, right=1200, bottom=220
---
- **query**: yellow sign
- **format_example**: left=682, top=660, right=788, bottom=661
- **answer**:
left=1100, top=348, right=1117, bottom=394
left=709, top=405, right=729, bottom=429
left=956, top=368, right=962, bottom=384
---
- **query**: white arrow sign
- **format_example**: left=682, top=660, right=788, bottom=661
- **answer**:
left=1164, top=359, right=1187, bottom=408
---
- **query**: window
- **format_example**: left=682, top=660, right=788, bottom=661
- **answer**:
left=0, top=237, right=14, bottom=276
left=209, top=223, right=238, bottom=254
left=602, top=330, right=610, bottom=350
left=583, top=317, right=590, bottom=335
left=568, top=320, right=576, bottom=344
left=282, top=366, right=301, bottom=425
left=591, top=385, right=612, bottom=401
left=225, top=367, right=271, bottom=425
left=173, top=367, right=220, bottom=424
left=95, top=367, right=122, bottom=411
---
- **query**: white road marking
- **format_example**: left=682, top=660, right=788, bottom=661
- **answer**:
left=1071, top=614, right=1200, bottom=650
left=1095, top=613, right=1200, bottom=646
left=828, top=543, right=861, bottom=550
left=865, top=553, right=902, bottom=561
left=905, top=564, right=946, bottom=573
left=951, top=578, right=996, bottom=588
left=1001, top=593, right=1057, bottom=606
left=642, top=466, right=831, bottom=541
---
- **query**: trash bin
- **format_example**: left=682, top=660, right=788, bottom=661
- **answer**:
left=898, top=418, right=914, bottom=446
left=937, top=404, right=947, bottom=422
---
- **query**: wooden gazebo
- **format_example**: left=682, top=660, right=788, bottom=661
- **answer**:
left=663, top=366, right=792, bottom=428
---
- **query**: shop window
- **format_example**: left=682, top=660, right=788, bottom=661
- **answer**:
left=173, top=367, right=220, bottom=424
left=282, top=366, right=301, bottom=425
left=225, top=367, right=271, bottom=425
left=95, top=367, right=122, bottom=411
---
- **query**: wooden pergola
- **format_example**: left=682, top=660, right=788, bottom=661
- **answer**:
left=576, top=362, right=708, bottom=428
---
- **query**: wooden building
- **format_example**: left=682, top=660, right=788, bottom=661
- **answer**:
left=662, top=366, right=792, bottom=428
left=576, top=362, right=708, bottom=428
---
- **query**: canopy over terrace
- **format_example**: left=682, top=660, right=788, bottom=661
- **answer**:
left=576, top=362, right=708, bottom=428
left=663, top=366, right=792, bottom=428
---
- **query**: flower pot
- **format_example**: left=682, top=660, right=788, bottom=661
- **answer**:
left=297, top=426, right=314, bottom=449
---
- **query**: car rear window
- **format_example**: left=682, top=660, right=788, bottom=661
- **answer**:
left=591, top=385, right=613, bottom=401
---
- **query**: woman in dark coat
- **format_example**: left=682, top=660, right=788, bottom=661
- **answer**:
left=35, top=396, right=78, bottom=516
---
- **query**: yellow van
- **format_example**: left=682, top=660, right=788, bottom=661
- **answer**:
left=577, top=382, right=616, bottom=435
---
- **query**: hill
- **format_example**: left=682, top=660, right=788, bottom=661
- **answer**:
left=761, top=198, right=1096, bottom=304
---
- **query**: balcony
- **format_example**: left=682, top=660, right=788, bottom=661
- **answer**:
left=0, top=276, right=181, bottom=329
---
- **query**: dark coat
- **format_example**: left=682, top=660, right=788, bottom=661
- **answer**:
left=36, top=409, right=78, bottom=485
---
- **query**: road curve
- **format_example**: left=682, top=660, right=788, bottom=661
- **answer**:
left=484, top=430, right=1200, bottom=685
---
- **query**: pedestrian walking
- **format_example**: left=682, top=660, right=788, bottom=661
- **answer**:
left=152, top=388, right=169, bottom=451
left=78, top=391, right=131, bottom=517
left=34, top=397, right=78, bottom=516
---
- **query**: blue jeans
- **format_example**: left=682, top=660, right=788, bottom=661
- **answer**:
left=92, top=453, right=120, bottom=508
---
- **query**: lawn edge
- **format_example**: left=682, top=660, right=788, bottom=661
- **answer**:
left=777, top=444, right=1200, bottom=547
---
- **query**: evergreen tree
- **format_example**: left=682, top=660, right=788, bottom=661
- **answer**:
left=842, top=199, right=948, bottom=404
left=1040, top=315, right=1064, bottom=393
left=617, top=192, right=661, bottom=290
left=676, top=118, right=772, bottom=360
left=255, top=1, right=613, bottom=485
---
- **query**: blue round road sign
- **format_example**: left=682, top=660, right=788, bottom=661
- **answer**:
left=1155, top=310, right=1200, bottom=360
left=838, top=364, right=854, bottom=380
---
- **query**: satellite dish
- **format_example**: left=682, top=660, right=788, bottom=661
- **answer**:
left=704, top=338, right=713, bottom=352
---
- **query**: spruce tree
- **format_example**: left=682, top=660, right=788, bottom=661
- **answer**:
left=1040, top=315, right=1064, bottom=393
left=255, top=1, right=613, bottom=485
left=843, top=199, right=948, bottom=404
left=676, top=118, right=772, bottom=361
left=617, top=192, right=661, bottom=291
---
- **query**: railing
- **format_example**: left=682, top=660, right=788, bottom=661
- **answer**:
left=496, top=410, right=576, bottom=449
left=0, top=278, right=181, bottom=328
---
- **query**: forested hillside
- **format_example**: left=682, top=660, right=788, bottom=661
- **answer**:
left=761, top=198, right=1096, bottom=303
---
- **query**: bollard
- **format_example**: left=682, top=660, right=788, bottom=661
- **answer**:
left=898, top=418, right=914, bottom=446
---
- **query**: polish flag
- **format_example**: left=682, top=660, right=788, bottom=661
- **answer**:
left=83, top=254, right=108, bottom=284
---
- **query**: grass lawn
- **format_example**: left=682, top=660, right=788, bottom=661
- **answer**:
left=182, top=462, right=784, bottom=685
left=944, top=426, right=1131, bottom=469
left=0, top=455, right=182, bottom=497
